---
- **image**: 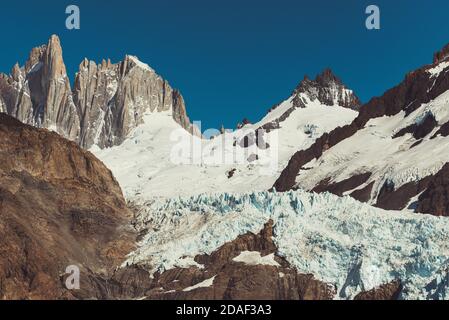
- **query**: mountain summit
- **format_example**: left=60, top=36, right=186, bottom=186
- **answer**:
left=0, top=35, right=196, bottom=149
left=293, top=68, right=361, bottom=110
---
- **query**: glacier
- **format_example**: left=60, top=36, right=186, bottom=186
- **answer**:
left=124, top=189, right=449, bottom=300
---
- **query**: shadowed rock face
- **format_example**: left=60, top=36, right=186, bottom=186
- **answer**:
left=0, top=114, right=134, bottom=299
left=417, top=163, right=449, bottom=216
left=0, top=35, right=196, bottom=150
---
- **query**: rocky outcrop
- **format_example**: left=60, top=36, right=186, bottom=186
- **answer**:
left=79, top=220, right=335, bottom=300
left=312, top=172, right=372, bottom=197
left=141, top=221, right=335, bottom=300
left=392, top=112, right=438, bottom=140
left=0, top=35, right=196, bottom=149
left=0, top=113, right=134, bottom=299
left=354, top=281, right=402, bottom=300
left=293, top=69, right=361, bottom=110
left=416, top=163, right=449, bottom=216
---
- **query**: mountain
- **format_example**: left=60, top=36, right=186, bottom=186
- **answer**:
left=0, top=36, right=80, bottom=140
left=273, top=43, right=449, bottom=217
left=94, top=68, right=360, bottom=200
left=3, top=35, right=449, bottom=300
left=293, top=68, right=361, bottom=110
left=0, top=35, right=196, bottom=149
left=0, top=113, right=134, bottom=299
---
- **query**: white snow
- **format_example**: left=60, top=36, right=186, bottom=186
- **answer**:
left=428, top=61, right=449, bottom=78
left=183, top=276, right=216, bottom=292
left=127, top=55, right=155, bottom=73
left=123, top=189, right=449, bottom=300
left=89, top=67, right=449, bottom=301
left=233, top=251, right=280, bottom=267
left=93, top=93, right=357, bottom=200
left=296, top=90, right=449, bottom=203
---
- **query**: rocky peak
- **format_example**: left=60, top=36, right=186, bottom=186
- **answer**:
left=24, top=46, right=46, bottom=73
left=0, top=35, right=197, bottom=149
left=293, top=68, right=361, bottom=110
left=43, top=34, right=67, bottom=79
left=74, top=53, right=199, bottom=148
left=0, top=34, right=80, bottom=140
left=433, top=43, right=449, bottom=64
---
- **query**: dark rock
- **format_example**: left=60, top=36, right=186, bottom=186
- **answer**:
left=355, top=280, right=402, bottom=300
left=416, top=163, right=449, bottom=216
left=312, top=172, right=372, bottom=197
left=392, top=112, right=437, bottom=140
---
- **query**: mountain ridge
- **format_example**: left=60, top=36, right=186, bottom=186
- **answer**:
left=0, top=34, right=197, bottom=149
left=273, top=41, right=449, bottom=217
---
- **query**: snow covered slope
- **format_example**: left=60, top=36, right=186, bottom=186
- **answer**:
left=123, top=189, right=449, bottom=300
left=93, top=71, right=358, bottom=200
left=273, top=46, right=449, bottom=215
left=297, top=89, right=449, bottom=206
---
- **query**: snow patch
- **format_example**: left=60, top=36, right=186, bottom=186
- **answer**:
left=428, top=61, right=449, bottom=78
left=127, top=55, right=155, bottom=73
left=183, top=276, right=216, bottom=292
left=233, top=251, right=280, bottom=267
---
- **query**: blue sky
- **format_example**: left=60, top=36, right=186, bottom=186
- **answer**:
left=1, top=0, right=449, bottom=130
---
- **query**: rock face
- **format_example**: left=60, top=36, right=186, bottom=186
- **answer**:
left=293, top=69, right=361, bottom=110
left=0, top=36, right=80, bottom=141
left=417, top=163, right=449, bottom=216
left=354, top=281, right=402, bottom=300
left=74, top=55, right=196, bottom=148
left=0, top=113, right=134, bottom=299
left=0, top=35, right=196, bottom=149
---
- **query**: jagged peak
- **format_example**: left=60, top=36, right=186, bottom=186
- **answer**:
left=295, top=68, right=344, bottom=92
left=293, top=68, right=361, bottom=110
left=316, top=68, right=344, bottom=86
left=433, top=43, right=449, bottom=65
left=43, top=34, right=67, bottom=79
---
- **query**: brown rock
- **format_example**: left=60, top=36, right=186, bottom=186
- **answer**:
left=355, top=280, right=402, bottom=300
left=0, top=114, right=134, bottom=299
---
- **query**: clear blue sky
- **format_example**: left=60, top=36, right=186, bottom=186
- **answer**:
left=1, top=0, right=449, bottom=130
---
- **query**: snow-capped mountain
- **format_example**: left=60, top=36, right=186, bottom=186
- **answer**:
left=0, top=35, right=196, bottom=149
left=93, top=69, right=359, bottom=200
left=274, top=44, right=449, bottom=217
left=3, top=34, right=449, bottom=300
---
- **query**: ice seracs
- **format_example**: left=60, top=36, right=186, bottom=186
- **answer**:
left=123, top=189, right=449, bottom=300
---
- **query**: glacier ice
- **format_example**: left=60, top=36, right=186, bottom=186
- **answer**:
left=124, top=189, right=449, bottom=300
